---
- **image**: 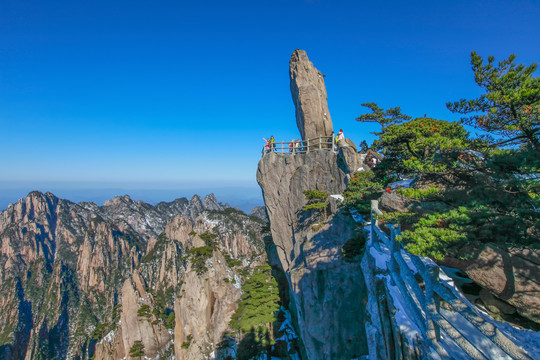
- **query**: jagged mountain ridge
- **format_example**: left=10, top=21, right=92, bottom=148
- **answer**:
left=0, top=191, right=268, bottom=360
left=78, top=192, right=227, bottom=240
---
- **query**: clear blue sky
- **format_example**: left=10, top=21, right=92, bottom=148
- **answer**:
left=1, top=0, right=539, bottom=208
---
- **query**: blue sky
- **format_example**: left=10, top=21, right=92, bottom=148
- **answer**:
left=1, top=0, right=539, bottom=209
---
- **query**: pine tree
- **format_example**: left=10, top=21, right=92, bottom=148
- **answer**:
left=356, top=102, right=412, bottom=132
left=447, top=52, right=540, bottom=150
left=129, top=340, right=145, bottom=359
left=356, top=102, right=412, bottom=154
left=230, top=264, right=280, bottom=359
left=231, top=264, right=280, bottom=334
left=376, top=117, right=472, bottom=180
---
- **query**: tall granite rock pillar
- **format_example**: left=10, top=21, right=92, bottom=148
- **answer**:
left=290, top=49, right=334, bottom=140
left=255, top=51, right=367, bottom=360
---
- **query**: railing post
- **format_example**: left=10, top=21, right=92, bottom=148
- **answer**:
left=426, top=265, right=441, bottom=342
left=318, top=135, right=322, bottom=149
left=389, top=223, right=401, bottom=252
left=371, top=200, right=381, bottom=243
left=370, top=201, right=375, bottom=242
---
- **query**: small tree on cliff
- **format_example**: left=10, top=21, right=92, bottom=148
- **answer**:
left=129, top=340, right=145, bottom=359
left=302, top=190, right=330, bottom=219
left=231, top=264, right=280, bottom=333
left=230, top=264, right=280, bottom=359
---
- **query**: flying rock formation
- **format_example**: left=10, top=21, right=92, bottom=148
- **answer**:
left=258, top=51, right=366, bottom=358
left=290, top=49, right=334, bottom=140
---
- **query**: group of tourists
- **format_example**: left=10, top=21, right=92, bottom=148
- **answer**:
left=263, top=129, right=383, bottom=171
left=263, top=135, right=275, bottom=153
left=289, top=138, right=301, bottom=153
left=263, top=128, right=348, bottom=154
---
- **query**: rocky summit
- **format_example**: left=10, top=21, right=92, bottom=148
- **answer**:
left=258, top=50, right=540, bottom=360
left=0, top=191, right=270, bottom=359
left=290, top=49, right=334, bottom=140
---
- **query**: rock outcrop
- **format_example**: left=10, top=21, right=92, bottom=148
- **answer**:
left=257, top=149, right=368, bottom=359
left=257, top=50, right=370, bottom=359
left=444, top=244, right=540, bottom=325
left=290, top=49, right=333, bottom=140
left=258, top=150, right=354, bottom=271
left=173, top=251, right=243, bottom=360
left=0, top=191, right=267, bottom=360
left=249, top=206, right=268, bottom=222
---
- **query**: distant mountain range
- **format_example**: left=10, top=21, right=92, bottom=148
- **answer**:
left=0, top=186, right=264, bottom=213
left=0, top=190, right=270, bottom=359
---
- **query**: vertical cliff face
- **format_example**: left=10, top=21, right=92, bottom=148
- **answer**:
left=290, top=49, right=334, bottom=140
left=257, top=150, right=357, bottom=271
left=257, top=149, right=368, bottom=359
left=0, top=191, right=268, bottom=360
left=258, top=49, right=369, bottom=359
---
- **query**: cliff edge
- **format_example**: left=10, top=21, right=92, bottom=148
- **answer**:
left=257, top=50, right=368, bottom=359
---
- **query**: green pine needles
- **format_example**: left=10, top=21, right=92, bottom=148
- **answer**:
left=351, top=52, right=539, bottom=261
left=129, top=340, right=145, bottom=358
left=230, top=264, right=280, bottom=334
left=302, top=190, right=329, bottom=217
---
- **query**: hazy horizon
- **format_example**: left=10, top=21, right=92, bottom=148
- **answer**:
left=0, top=181, right=264, bottom=213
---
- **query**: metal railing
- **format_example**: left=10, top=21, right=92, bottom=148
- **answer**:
left=366, top=200, right=533, bottom=360
left=261, top=136, right=336, bottom=157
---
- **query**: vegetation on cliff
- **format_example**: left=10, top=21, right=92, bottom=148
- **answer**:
left=351, top=52, right=539, bottom=260
left=0, top=193, right=269, bottom=359
left=230, top=264, right=280, bottom=334
left=230, top=263, right=281, bottom=359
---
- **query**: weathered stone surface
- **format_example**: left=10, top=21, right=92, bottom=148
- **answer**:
left=288, top=211, right=367, bottom=359
left=290, top=49, right=334, bottom=140
left=257, top=151, right=353, bottom=270
left=119, top=276, right=171, bottom=359
left=174, top=250, right=248, bottom=360
left=0, top=191, right=267, bottom=360
left=447, top=244, right=540, bottom=324
left=337, top=145, right=362, bottom=177
left=338, top=138, right=357, bottom=151
left=257, top=150, right=368, bottom=359
left=379, top=191, right=414, bottom=213
left=478, top=288, right=516, bottom=315
left=250, top=206, right=269, bottom=222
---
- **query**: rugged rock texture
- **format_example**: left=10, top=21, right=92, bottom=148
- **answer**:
left=0, top=191, right=267, bottom=360
left=379, top=191, right=414, bottom=214
left=290, top=49, right=334, bottom=140
left=257, top=149, right=368, bottom=359
left=92, top=194, right=226, bottom=240
left=174, top=251, right=243, bottom=360
left=445, top=244, right=540, bottom=325
left=250, top=206, right=268, bottom=222
left=257, top=149, right=359, bottom=271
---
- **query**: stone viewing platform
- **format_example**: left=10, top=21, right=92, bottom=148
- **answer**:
left=261, top=136, right=336, bottom=157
